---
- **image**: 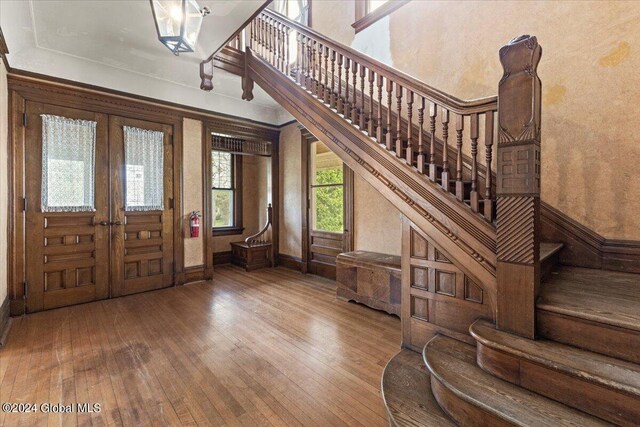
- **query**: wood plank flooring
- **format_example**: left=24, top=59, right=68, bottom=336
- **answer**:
left=0, top=266, right=401, bottom=427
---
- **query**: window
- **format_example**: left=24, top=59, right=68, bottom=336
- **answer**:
left=310, top=141, right=344, bottom=233
left=124, top=126, right=164, bottom=211
left=353, top=0, right=410, bottom=33
left=212, top=150, right=243, bottom=234
left=41, top=114, right=96, bottom=212
left=272, top=0, right=310, bottom=25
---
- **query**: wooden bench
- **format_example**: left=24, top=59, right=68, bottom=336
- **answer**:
left=230, top=242, right=272, bottom=271
left=336, top=251, right=401, bottom=316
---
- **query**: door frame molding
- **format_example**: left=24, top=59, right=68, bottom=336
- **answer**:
left=300, top=126, right=354, bottom=275
left=7, top=76, right=184, bottom=315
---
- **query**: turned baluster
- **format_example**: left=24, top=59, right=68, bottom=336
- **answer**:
left=417, top=97, right=426, bottom=173
left=316, top=43, right=322, bottom=97
left=258, top=18, right=264, bottom=56
left=306, top=37, right=312, bottom=90
left=311, top=40, right=317, bottom=95
left=273, top=19, right=278, bottom=66
left=281, top=23, right=286, bottom=72
left=441, top=109, right=450, bottom=191
left=484, top=110, right=494, bottom=221
left=344, top=58, right=351, bottom=117
left=337, top=54, right=343, bottom=113
left=330, top=50, right=336, bottom=108
left=469, top=113, right=479, bottom=212
left=405, top=90, right=414, bottom=165
left=359, top=65, right=366, bottom=129
left=276, top=22, right=282, bottom=71
left=323, top=46, right=329, bottom=104
left=395, top=85, right=403, bottom=158
left=297, top=33, right=304, bottom=85
left=455, top=114, right=465, bottom=201
left=428, top=103, right=438, bottom=181
left=368, top=70, right=375, bottom=136
left=285, top=26, right=290, bottom=76
left=267, top=18, right=273, bottom=64
left=386, top=80, right=394, bottom=151
left=351, top=61, right=358, bottom=123
left=376, top=74, right=384, bottom=143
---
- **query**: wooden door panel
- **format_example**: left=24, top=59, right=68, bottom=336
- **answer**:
left=25, top=102, right=110, bottom=312
left=110, top=116, right=174, bottom=297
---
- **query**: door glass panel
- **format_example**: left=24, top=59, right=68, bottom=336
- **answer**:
left=124, top=126, right=164, bottom=211
left=41, top=114, right=96, bottom=212
left=310, top=141, right=344, bottom=233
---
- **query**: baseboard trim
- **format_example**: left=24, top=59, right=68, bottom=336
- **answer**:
left=0, top=297, right=13, bottom=347
left=213, top=251, right=232, bottom=266
left=541, top=202, right=640, bottom=273
left=278, top=253, right=303, bottom=271
left=176, top=265, right=207, bottom=285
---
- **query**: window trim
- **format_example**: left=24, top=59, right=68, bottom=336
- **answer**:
left=211, top=150, right=244, bottom=236
left=352, top=0, right=411, bottom=34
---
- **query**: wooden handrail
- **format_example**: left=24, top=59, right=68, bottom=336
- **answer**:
left=261, top=9, right=497, bottom=115
left=245, top=204, right=273, bottom=245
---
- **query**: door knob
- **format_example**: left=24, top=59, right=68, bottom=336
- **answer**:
left=98, top=221, right=109, bottom=226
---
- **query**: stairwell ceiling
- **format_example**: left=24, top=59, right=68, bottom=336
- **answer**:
left=0, top=0, right=291, bottom=124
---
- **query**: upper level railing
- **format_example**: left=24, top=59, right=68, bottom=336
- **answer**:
left=250, top=9, right=499, bottom=222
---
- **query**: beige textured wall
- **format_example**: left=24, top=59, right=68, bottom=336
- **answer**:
left=279, top=122, right=403, bottom=257
left=0, top=60, right=7, bottom=304
left=183, top=118, right=204, bottom=267
left=312, top=0, right=640, bottom=240
left=212, top=155, right=269, bottom=253
left=279, top=123, right=302, bottom=258
left=354, top=176, right=402, bottom=256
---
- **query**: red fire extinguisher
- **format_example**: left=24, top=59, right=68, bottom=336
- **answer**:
left=189, top=211, right=201, bottom=238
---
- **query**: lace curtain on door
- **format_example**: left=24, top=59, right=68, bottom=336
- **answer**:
left=41, top=114, right=96, bottom=212
left=124, top=126, right=164, bottom=211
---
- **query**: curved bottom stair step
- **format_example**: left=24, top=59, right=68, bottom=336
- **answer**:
left=470, top=319, right=640, bottom=426
left=423, top=335, right=613, bottom=427
left=381, top=349, right=455, bottom=427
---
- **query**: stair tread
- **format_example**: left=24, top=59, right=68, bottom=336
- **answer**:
left=470, top=319, right=640, bottom=396
left=381, top=350, right=455, bottom=427
left=424, top=335, right=612, bottom=427
left=540, top=242, right=563, bottom=262
left=538, top=266, right=640, bottom=331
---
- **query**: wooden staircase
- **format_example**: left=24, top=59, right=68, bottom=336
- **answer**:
left=200, top=10, right=640, bottom=426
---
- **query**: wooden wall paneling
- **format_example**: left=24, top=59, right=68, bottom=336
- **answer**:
left=343, top=164, right=354, bottom=253
left=402, top=217, right=493, bottom=352
left=203, top=123, right=214, bottom=278
left=271, top=136, right=280, bottom=265
left=8, top=92, right=25, bottom=316
left=173, top=119, right=185, bottom=284
left=300, top=128, right=311, bottom=273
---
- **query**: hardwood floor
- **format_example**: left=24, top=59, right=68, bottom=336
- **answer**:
left=0, top=266, right=401, bottom=427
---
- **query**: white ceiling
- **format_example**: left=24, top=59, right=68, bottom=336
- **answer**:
left=0, top=0, right=292, bottom=124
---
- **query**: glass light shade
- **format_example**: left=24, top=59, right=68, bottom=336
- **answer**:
left=150, top=0, right=208, bottom=55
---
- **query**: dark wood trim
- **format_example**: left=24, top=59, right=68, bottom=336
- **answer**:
left=203, top=0, right=274, bottom=63
left=202, top=123, right=214, bottom=277
left=178, top=265, right=207, bottom=284
left=0, top=297, right=12, bottom=347
left=541, top=202, right=640, bottom=273
left=212, top=227, right=245, bottom=237
left=7, top=69, right=283, bottom=131
left=271, top=137, right=280, bottom=265
left=300, top=127, right=311, bottom=273
left=173, top=119, right=185, bottom=284
left=278, top=119, right=297, bottom=129
left=0, top=25, right=9, bottom=71
left=278, top=253, right=303, bottom=271
left=343, top=165, right=355, bottom=252
left=352, top=0, right=411, bottom=34
left=213, top=251, right=233, bottom=266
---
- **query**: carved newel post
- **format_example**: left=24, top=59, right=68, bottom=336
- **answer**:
left=496, top=35, right=542, bottom=339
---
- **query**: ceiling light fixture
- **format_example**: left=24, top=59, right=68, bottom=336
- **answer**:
left=150, top=0, right=210, bottom=55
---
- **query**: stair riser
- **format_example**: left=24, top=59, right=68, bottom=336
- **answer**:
left=537, top=310, right=640, bottom=364
left=430, top=376, right=512, bottom=427
left=477, top=343, right=639, bottom=427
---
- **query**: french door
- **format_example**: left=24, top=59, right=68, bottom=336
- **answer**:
left=24, top=102, right=174, bottom=312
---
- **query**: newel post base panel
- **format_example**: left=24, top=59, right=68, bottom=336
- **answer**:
left=495, top=35, right=542, bottom=339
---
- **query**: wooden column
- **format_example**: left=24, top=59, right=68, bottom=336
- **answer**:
left=496, top=35, right=542, bottom=339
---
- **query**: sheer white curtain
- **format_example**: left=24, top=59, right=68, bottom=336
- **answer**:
left=272, top=0, right=309, bottom=25
left=124, top=126, right=164, bottom=211
left=41, top=114, right=96, bottom=212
